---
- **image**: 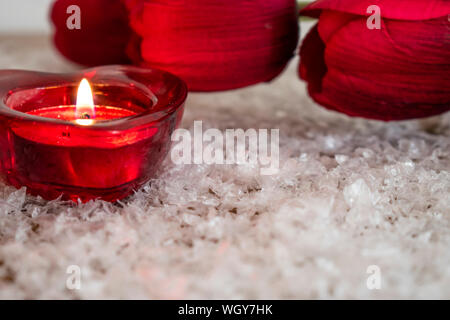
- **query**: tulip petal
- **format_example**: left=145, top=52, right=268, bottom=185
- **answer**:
left=126, top=0, right=299, bottom=91
left=316, top=11, right=358, bottom=44
left=299, top=16, right=450, bottom=120
left=299, top=25, right=326, bottom=95
left=301, top=0, right=450, bottom=20
left=51, top=0, right=132, bottom=66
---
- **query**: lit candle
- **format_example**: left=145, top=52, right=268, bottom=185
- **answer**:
left=75, top=78, right=96, bottom=125
left=25, top=78, right=137, bottom=125
left=0, top=66, right=187, bottom=202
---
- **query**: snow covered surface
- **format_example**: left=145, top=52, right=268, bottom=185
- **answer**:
left=0, top=28, right=449, bottom=299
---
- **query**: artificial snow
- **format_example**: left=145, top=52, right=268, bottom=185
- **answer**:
left=0, top=27, right=449, bottom=299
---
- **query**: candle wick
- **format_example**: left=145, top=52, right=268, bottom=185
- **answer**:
left=81, top=113, right=91, bottom=119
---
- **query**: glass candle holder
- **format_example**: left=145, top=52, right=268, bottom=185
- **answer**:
left=0, top=65, right=187, bottom=202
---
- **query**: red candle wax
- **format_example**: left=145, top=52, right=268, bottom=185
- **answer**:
left=26, top=105, right=136, bottom=122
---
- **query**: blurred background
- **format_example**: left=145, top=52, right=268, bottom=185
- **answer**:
left=0, top=0, right=54, bottom=34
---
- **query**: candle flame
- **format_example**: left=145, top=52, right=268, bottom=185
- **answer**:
left=75, top=78, right=95, bottom=126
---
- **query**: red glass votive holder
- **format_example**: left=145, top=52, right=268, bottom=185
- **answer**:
left=0, top=65, right=187, bottom=202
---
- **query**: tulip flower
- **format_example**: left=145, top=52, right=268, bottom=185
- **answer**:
left=124, top=0, right=299, bottom=91
left=51, top=0, right=299, bottom=92
left=51, top=0, right=132, bottom=66
left=299, top=0, right=450, bottom=121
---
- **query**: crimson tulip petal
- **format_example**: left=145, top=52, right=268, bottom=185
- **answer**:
left=126, top=0, right=299, bottom=91
left=51, top=0, right=132, bottom=66
left=300, top=14, right=450, bottom=121
left=299, top=25, right=326, bottom=95
left=316, top=11, right=357, bottom=44
left=323, top=16, right=450, bottom=106
left=323, top=16, right=450, bottom=77
left=318, top=69, right=450, bottom=120
left=301, top=0, right=450, bottom=20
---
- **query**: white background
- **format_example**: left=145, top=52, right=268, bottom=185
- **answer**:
left=0, top=0, right=54, bottom=34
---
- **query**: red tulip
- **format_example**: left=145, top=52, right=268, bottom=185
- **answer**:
left=124, top=0, right=299, bottom=91
left=299, top=0, right=450, bottom=121
left=51, top=0, right=299, bottom=92
left=51, top=0, right=132, bottom=66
